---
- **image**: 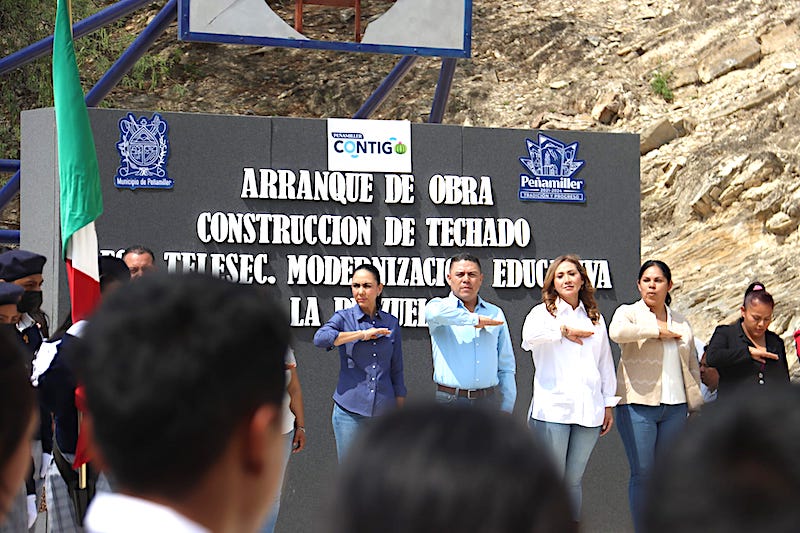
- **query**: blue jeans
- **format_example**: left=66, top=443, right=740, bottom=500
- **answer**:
left=332, top=403, right=367, bottom=462
left=616, top=403, right=688, bottom=533
left=529, top=418, right=600, bottom=521
left=259, top=432, right=294, bottom=533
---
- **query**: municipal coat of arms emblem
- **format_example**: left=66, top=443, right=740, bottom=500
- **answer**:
left=518, top=133, right=586, bottom=203
left=114, top=113, right=173, bottom=189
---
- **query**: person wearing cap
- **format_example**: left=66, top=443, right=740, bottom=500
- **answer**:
left=0, top=284, right=39, bottom=531
left=0, top=328, right=39, bottom=531
left=0, top=249, right=51, bottom=528
left=35, top=256, right=130, bottom=533
left=0, top=249, right=48, bottom=365
left=0, top=282, right=23, bottom=328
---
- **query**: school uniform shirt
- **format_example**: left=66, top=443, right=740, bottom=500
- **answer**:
left=521, top=299, right=619, bottom=427
left=313, top=305, right=406, bottom=417
left=15, top=312, right=42, bottom=368
left=84, top=493, right=209, bottom=533
left=36, top=321, right=89, bottom=454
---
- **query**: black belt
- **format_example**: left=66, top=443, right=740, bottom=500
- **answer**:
left=437, top=384, right=496, bottom=399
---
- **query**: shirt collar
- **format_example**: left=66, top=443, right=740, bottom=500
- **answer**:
left=636, top=298, right=672, bottom=325
left=354, top=304, right=382, bottom=322
left=84, top=492, right=211, bottom=533
left=16, top=312, right=35, bottom=331
left=555, top=297, right=585, bottom=315
left=448, top=291, right=486, bottom=311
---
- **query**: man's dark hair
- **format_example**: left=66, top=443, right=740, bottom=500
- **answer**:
left=645, top=386, right=800, bottom=533
left=122, top=245, right=155, bottom=262
left=99, top=255, right=130, bottom=292
left=77, top=274, right=289, bottom=498
left=328, top=404, right=573, bottom=533
left=448, top=253, right=481, bottom=272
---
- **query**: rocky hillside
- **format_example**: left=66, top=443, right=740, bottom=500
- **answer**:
left=4, top=0, right=800, bottom=355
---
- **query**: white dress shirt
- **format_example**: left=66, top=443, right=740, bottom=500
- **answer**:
left=660, top=307, right=687, bottom=404
left=521, top=299, right=620, bottom=427
left=84, top=493, right=210, bottom=533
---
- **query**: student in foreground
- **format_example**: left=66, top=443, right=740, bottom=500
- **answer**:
left=74, top=274, right=290, bottom=533
left=0, top=328, right=37, bottom=527
left=328, top=403, right=575, bottom=533
left=645, top=386, right=800, bottom=533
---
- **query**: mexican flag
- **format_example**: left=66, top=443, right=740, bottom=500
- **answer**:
left=53, top=0, right=103, bottom=323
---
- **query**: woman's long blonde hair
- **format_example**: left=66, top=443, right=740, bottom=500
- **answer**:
left=542, top=255, right=600, bottom=324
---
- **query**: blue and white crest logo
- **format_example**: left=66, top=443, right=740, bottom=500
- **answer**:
left=518, top=133, right=586, bottom=202
left=114, top=113, right=173, bottom=190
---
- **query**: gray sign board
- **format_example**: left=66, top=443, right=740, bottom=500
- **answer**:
left=22, top=108, right=639, bottom=532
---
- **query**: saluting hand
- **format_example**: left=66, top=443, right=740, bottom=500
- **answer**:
left=362, top=327, right=391, bottom=340
left=658, top=326, right=682, bottom=339
left=476, top=316, right=504, bottom=328
left=561, top=325, right=594, bottom=345
left=749, top=346, right=779, bottom=364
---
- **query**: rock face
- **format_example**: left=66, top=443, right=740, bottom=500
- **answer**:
left=3, top=0, right=799, bottom=367
left=697, top=37, right=762, bottom=83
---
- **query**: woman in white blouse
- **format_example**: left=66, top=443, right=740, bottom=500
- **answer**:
left=521, top=255, right=619, bottom=523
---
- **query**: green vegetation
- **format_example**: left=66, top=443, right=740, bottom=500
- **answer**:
left=649, top=69, right=674, bottom=103
left=0, top=0, right=177, bottom=166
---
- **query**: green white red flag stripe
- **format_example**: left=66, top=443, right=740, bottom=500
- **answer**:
left=53, top=0, right=103, bottom=323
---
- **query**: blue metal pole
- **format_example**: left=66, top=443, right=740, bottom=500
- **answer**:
left=0, top=0, right=156, bottom=77
left=0, top=230, right=20, bottom=245
left=0, top=159, right=20, bottom=172
left=353, top=56, right=418, bottom=119
left=0, top=169, right=20, bottom=215
left=428, top=57, right=458, bottom=124
left=86, top=0, right=177, bottom=106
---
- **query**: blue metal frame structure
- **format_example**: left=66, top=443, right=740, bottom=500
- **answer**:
left=178, top=0, right=472, bottom=59
left=0, top=0, right=459, bottom=244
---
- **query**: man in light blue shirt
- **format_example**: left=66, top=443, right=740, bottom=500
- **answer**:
left=425, top=253, right=516, bottom=412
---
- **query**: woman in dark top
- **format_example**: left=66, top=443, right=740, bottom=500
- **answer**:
left=706, top=282, right=788, bottom=395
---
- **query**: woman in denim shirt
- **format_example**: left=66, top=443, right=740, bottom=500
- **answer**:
left=314, top=263, right=406, bottom=461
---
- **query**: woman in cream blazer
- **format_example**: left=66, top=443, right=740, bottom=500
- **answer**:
left=609, top=260, right=702, bottom=533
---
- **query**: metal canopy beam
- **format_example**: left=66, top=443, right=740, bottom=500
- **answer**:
left=86, top=0, right=177, bottom=106
left=0, top=0, right=155, bottom=77
left=428, top=57, right=458, bottom=124
left=353, top=56, right=418, bottom=119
